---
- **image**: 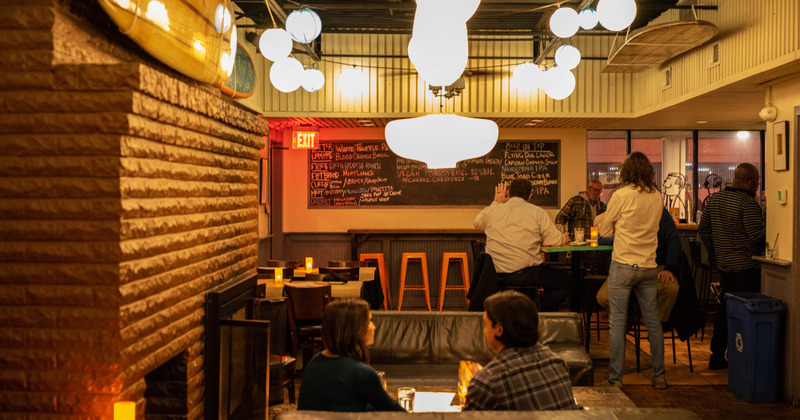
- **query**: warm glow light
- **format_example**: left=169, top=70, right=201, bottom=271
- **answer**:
left=114, top=401, right=135, bottom=420
left=145, top=1, right=170, bottom=31
left=554, top=44, right=581, bottom=70
left=590, top=226, right=599, bottom=240
left=549, top=7, right=579, bottom=38
left=337, top=67, right=368, bottom=98
left=597, top=0, right=637, bottom=31
left=114, top=0, right=131, bottom=9
left=541, top=66, right=576, bottom=100
left=407, top=0, right=480, bottom=87
left=301, top=68, right=325, bottom=92
left=275, top=269, right=283, bottom=285
left=578, top=8, right=598, bottom=30
left=259, top=28, right=293, bottom=61
left=511, top=62, right=542, bottom=92
left=269, top=57, right=304, bottom=92
left=737, top=131, right=750, bottom=140
left=286, top=9, right=322, bottom=43
left=214, top=3, right=232, bottom=33
left=384, top=114, right=499, bottom=169
left=305, top=257, right=313, bottom=272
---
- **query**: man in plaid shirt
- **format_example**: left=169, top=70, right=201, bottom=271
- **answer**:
left=555, top=180, right=606, bottom=235
left=463, top=291, right=577, bottom=411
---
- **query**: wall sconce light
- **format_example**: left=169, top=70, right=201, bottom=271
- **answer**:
left=114, top=401, right=135, bottom=420
left=337, top=67, right=368, bottom=98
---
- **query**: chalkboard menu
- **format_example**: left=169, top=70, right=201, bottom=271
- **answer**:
left=309, top=140, right=560, bottom=207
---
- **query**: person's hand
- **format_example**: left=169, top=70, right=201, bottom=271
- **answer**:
left=658, top=270, right=675, bottom=286
left=562, top=232, right=571, bottom=245
left=494, top=183, right=509, bottom=203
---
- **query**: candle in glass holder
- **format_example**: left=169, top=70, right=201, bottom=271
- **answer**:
left=305, top=257, right=313, bottom=272
left=590, top=226, right=598, bottom=241
left=114, top=401, right=135, bottom=420
left=275, top=269, right=283, bottom=285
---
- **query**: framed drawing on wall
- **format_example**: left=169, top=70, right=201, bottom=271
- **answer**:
left=773, top=120, right=790, bottom=171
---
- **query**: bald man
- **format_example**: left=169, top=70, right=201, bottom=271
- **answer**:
left=555, top=180, right=606, bottom=235
left=698, top=163, right=765, bottom=370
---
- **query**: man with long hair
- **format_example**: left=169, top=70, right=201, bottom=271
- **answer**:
left=595, top=152, right=666, bottom=389
left=464, top=291, right=576, bottom=410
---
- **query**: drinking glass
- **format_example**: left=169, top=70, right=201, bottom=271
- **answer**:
left=398, top=387, right=415, bottom=412
left=574, top=227, right=584, bottom=242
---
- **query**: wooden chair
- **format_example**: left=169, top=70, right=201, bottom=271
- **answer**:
left=688, top=237, right=717, bottom=341
left=284, top=282, right=331, bottom=370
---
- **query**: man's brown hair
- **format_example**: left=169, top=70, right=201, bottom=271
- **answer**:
left=484, top=290, right=539, bottom=348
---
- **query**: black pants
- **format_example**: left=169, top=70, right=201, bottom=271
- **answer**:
left=710, top=267, right=761, bottom=360
left=498, top=265, right=574, bottom=312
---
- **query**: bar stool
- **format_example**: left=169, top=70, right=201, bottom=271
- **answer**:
left=397, top=252, right=431, bottom=311
left=359, top=253, right=392, bottom=310
left=438, top=252, right=470, bottom=311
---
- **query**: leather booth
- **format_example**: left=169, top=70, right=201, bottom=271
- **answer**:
left=370, top=311, right=593, bottom=387
left=278, top=409, right=701, bottom=420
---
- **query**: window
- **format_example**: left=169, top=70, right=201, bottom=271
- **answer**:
left=697, top=131, right=761, bottom=209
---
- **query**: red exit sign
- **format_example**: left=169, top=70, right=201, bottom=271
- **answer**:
left=292, top=130, right=319, bottom=149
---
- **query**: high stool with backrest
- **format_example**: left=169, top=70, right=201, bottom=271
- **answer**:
left=359, top=253, right=392, bottom=309
left=438, top=252, right=470, bottom=311
left=397, top=252, right=431, bottom=311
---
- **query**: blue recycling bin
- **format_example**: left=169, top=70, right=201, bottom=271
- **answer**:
left=726, top=292, right=783, bottom=402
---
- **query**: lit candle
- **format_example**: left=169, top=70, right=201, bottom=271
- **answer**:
left=590, top=226, right=598, bottom=241
left=305, top=257, right=313, bottom=272
left=275, top=269, right=283, bottom=285
left=114, top=401, right=135, bottom=420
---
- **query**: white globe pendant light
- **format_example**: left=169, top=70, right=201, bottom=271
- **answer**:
left=512, top=62, right=543, bottom=91
left=269, top=57, right=303, bottom=93
left=301, top=68, right=325, bottom=92
left=259, top=28, right=293, bottom=61
left=597, top=0, right=637, bottom=31
left=549, top=7, right=579, bottom=38
left=542, top=66, right=576, bottom=100
left=385, top=115, right=499, bottom=169
left=554, top=45, right=581, bottom=70
left=578, top=8, right=599, bottom=30
left=338, top=67, right=368, bottom=98
left=285, top=9, right=322, bottom=43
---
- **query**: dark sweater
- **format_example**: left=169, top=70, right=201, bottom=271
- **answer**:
left=298, top=353, right=405, bottom=412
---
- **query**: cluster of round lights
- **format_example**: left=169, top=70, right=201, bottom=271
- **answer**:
left=512, top=44, right=580, bottom=100
left=549, top=0, right=637, bottom=37
left=259, top=9, right=325, bottom=93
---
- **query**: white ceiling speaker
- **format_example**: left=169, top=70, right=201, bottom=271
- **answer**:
left=597, top=0, right=637, bottom=31
left=759, top=105, right=777, bottom=122
left=549, top=7, right=579, bottom=38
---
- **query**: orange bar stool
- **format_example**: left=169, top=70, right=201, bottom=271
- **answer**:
left=397, top=252, right=431, bottom=311
left=359, top=253, right=392, bottom=310
left=438, top=252, right=470, bottom=311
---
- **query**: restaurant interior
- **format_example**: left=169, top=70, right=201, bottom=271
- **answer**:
left=1, top=0, right=799, bottom=419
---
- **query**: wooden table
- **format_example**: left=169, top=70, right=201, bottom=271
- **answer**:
left=258, top=267, right=376, bottom=300
left=543, top=243, right=613, bottom=351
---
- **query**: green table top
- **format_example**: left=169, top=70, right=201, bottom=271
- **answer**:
left=543, top=244, right=613, bottom=252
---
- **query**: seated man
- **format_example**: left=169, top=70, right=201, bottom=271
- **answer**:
left=463, top=290, right=577, bottom=411
left=473, top=179, right=573, bottom=311
left=596, top=207, right=681, bottom=323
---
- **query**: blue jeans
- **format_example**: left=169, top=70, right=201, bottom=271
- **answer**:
left=608, top=260, right=664, bottom=383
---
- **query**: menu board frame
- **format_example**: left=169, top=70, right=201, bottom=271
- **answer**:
left=308, top=139, right=561, bottom=208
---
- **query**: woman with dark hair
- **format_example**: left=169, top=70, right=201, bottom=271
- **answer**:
left=595, top=151, right=666, bottom=389
left=297, top=298, right=405, bottom=412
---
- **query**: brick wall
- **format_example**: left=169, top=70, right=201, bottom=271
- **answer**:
left=0, top=1, right=267, bottom=418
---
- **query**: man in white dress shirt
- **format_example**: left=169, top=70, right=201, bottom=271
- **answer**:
left=473, top=179, right=573, bottom=311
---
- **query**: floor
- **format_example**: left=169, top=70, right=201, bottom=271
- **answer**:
left=267, top=312, right=800, bottom=419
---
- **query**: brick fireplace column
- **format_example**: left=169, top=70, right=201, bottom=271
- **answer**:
left=0, top=1, right=268, bottom=418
